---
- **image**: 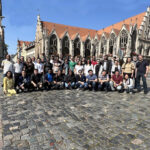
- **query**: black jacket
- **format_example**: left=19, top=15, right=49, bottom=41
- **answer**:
left=64, top=74, right=76, bottom=83
left=101, top=60, right=112, bottom=74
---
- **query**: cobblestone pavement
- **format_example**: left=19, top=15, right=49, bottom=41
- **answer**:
left=0, top=74, right=150, bottom=150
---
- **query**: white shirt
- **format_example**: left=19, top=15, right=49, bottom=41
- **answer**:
left=123, top=78, right=133, bottom=89
left=75, top=65, right=84, bottom=74
left=1, top=59, right=14, bottom=74
left=84, top=65, right=92, bottom=76
left=53, top=62, right=60, bottom=73
left=14, top=63, right=23, bottom=73
left=35, top=63, right=43, bottom=74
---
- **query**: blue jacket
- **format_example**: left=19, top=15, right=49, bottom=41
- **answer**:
left=18, top=75, right=30, bottom=86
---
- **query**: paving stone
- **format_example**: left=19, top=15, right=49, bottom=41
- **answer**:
left=0, top=73, right=150, bottom=149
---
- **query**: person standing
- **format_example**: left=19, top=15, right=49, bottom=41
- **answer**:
left=136, top=55, right=149, bottom=94
left=132, top=56, right=138, bottom=89
left=122, top=57, right=135, bottom=78
left=69, top=57, right=76, bottom=72
left=84, top=60, right=92, bottom=76
left=26, top=57, right=34, bottom=78
left=74, top=61, right=84, bottom=75
left=1, top=54, right=14, bottom=77
left=44, top=58, right=53, bottom=74
left=14, top=58, right=23, bottom=88
left=35, top=58, right=44, bottom=77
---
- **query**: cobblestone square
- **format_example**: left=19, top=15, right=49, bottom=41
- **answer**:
left=0, top=79, right=150, bottom=150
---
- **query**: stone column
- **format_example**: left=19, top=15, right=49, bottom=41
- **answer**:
left=106, top=39, right=109, bottom=55
left=45, top=38, right=49, bottom=58
left=58, top=39, right=62, bottom=56
left=113, top=42, right=117, bottom=56
left=70, top=40, right=74, bottom=57
left=81, top=42, right=85, bottom=57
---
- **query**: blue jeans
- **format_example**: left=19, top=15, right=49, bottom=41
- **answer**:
left=136, top=72, right=147, bottom=92
left=65, top=82, right=75, bottom=88
left=76, top=82, right=88, bottom=88
left=98, top=82, right=109, bottom=90
left=86, top=81, right=97, bottom=90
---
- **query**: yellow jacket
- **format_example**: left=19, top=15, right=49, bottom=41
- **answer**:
left=3, top=77, right=14, bottom=92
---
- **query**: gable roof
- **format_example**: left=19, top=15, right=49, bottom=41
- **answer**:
left=97, top=12, right=146, bottom=36
left=41, top=21, right=98, bottom=41
left=18, top=40, right=33, bottom=47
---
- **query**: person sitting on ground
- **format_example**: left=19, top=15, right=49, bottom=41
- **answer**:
left=53, top=70, right=64, bottom=90
left=123, top=74, right=134, bottom=94
left=3, top=71, right=16, bottom=96
left=85, top=70, right=97, bottom=91
left=44, top=69, right=54, bottom=90
left=17, top=70, right=31, bottom=93
left=110, top=70, right=123, bottom=92
left=98, top=70, right=109, bottom=92
left=76, top=70, right=87, bottom=90
left=30, top=69, right=43, bottom=91
left=64, top=70, right=76, bottom=89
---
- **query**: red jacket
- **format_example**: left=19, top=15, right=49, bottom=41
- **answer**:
left=112, top=75, right=123, bottom=84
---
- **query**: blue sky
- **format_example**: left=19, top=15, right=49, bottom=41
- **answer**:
left=2, top=0, right=150, bottom=54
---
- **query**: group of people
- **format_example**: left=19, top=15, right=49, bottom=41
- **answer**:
left=1, top=54, right=149, bottom=96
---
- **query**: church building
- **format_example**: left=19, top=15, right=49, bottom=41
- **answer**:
left=18, top=7, right=150, bottom=60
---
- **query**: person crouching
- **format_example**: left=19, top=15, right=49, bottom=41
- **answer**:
left=17, top=70, right=31, bottom=93
left=123, top=74, right=134, bottom=94
left=110, top=70, right=123, bottom=92
left=43, top=69, right=53, bottom=90
left=64, top=70, right=76, bottom=90
left=31, top=69, right=43, bottom=91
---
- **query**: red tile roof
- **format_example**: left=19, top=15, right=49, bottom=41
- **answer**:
left=97, top=12, right=146, bottom=37
left=41, top=12, right=145, bottom=40
left=41, top=21, right=97, bottom=41
left=18, top=40, right=33, bottom=48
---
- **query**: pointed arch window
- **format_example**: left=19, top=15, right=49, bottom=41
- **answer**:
left=109, top=33, right=116, bottom=54
left=101, top=36, right=106, bottom=54
left=120, top=30, right=128, bottom=49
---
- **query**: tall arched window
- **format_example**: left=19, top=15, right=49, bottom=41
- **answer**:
left=74, top=38, right=80, bottom=56
left=85, top=39, right=91, bottom=58
left=120, top=30, right=128, bottom=50
left=62, top=36, right=69, bottom=56
left=109, top=33, right=116, bottom=54
left=49, top=34, right=57, bottom=55
left=101, top=36, right=106, bottom=54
